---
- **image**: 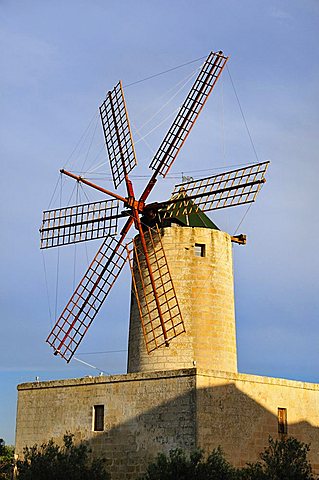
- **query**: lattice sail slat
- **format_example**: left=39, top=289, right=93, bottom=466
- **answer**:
left=149, top=51, right=228, bottom=177
left=46, top=236, right=128, bottom=362
left=163, top=161, right=269, bottom=217
left=100, top=81, right=137, bottom=189
left=40, top=200, right=119, bottom=249
left=128, top=227, right=185, bottom=353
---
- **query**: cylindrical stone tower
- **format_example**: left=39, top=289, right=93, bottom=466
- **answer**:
left=127, top=225, right=237, bottom=374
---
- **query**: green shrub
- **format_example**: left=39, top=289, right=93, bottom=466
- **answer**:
left=16, top=433, right=110, bottom=480
left=240, top=436, right=315, bottom=480
left=139, top=436, right=317, bottom=480
left=139, top=447, right=237, bottom=480
left=0, top=439, right=14, bottom=480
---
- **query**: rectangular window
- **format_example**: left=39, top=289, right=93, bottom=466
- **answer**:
left=278, top=407, right=287, bottom=435
left=194, top=243, right=206, bottom=257
left=93, top=405, right=104, bottom=432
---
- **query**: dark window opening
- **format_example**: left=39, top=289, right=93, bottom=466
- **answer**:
left=194, top=243, right=206, bottom=257
left=278, top=407, right=287, bottom=435
left=93, top=405, right=104, bottom=431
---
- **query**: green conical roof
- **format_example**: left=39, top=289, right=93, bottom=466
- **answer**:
left=161, top=190, right=219, bottom=230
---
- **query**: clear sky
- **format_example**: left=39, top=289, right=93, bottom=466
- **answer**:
left=1, top=0, right=318, bottom=445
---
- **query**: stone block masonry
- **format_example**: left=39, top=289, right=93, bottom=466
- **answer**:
left=16, top=369, right=197, bottom=479
left=16, top=368, right=319, bottom=479
left=128, top=226, right=238, bottom=374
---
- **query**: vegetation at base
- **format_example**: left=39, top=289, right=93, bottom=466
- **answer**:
left=3, top=434, right=316, bottom=479
left=139, top=436, right=316, bottom=480
left=0, top=439, right=14, bottom=480
left=139, top=447, right=237, bottom=480
left=16, top=433, right=110, bottom=480
left=240, top=436, right=315, bottom=480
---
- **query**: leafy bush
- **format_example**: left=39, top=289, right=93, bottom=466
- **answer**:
left=139, top=436, right=317, bottom=480
left=139, top=447, right=237, bottom=480
left=237, top=436, right=315, bottom=480
left=16, top=433, right=110, bottom=480
left=13, top=433, right=318, bottom=479
left=0, top=438, right=14, bottom=480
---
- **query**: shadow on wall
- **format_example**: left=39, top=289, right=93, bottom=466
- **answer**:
left=82, top=382, right=319, bottom=480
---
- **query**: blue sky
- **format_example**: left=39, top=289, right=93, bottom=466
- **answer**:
left=1, top=0, right=318, bottom=445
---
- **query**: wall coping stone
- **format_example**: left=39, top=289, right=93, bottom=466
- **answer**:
left=17, top=368, right=319, bottom=392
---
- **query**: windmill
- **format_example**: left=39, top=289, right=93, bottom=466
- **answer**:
left=40, top=50, right=269, bottom=363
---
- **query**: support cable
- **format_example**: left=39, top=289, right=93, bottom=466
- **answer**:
left=124, top=55, right=206, bottom=88
left=220, top=77, right=226, bottom=161
left=80, top=162, right=262, bottom=180
left=233, top=203, right=254, bottom=235
left=59, top=54, right=213, bottom=177
left=134, top=107, right=180, bottom=144
left=47, top=175, right=62, bottom=210
left=78, top=183, right=92, bottom=267
left=54, top=174, right=62, bottom=319
left=41, top=250, right=53, bottom=327
left=227, top=65, right=259, bottom=162
left=232, top=183, right=265, bottom=235
left=77, top=349, right=127, bottom=355
left=86, top=156, right=108, bottom=175
left=72, top=183, right=80, bottom=291
left=64, top=111, right=99, bottom=170
left=131, top=120, right=155, bottom=155
left=66, top=180, right=79, bottom=205
left=73, top=356, right=110, bottom=375
left=134, top=68, right=198, bottom=135
left=86, top=67, right=199, bottom=176
left=79, top=182, right=91, bottom=203
left=80, top=114, right=99, bottom=173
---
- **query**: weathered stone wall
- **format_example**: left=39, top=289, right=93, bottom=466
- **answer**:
left=196, top=370, right=319, bottom=472
left=15, top=369, right=196, bottom=480
left=128, top=226, right=237, bottom=373
left=16, top=369, right=319, bottom=478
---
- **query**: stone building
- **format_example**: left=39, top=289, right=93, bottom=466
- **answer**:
left=15, top=219, right=319, bottom=479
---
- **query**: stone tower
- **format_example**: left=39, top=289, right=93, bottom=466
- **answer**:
left=127, top=220, right=238, bottom=374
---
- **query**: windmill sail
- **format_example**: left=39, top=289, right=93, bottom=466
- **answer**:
left=46, top=236, right=128, bottom=362
left=128, top=226, right=185, bottom=353
left=149, top=51, right=228, bottom=177
left=100, top=81, right=137, bottom=189
left=162, top=161, right=269, bottom=217
left=40, top=200, right=120, bottom=249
